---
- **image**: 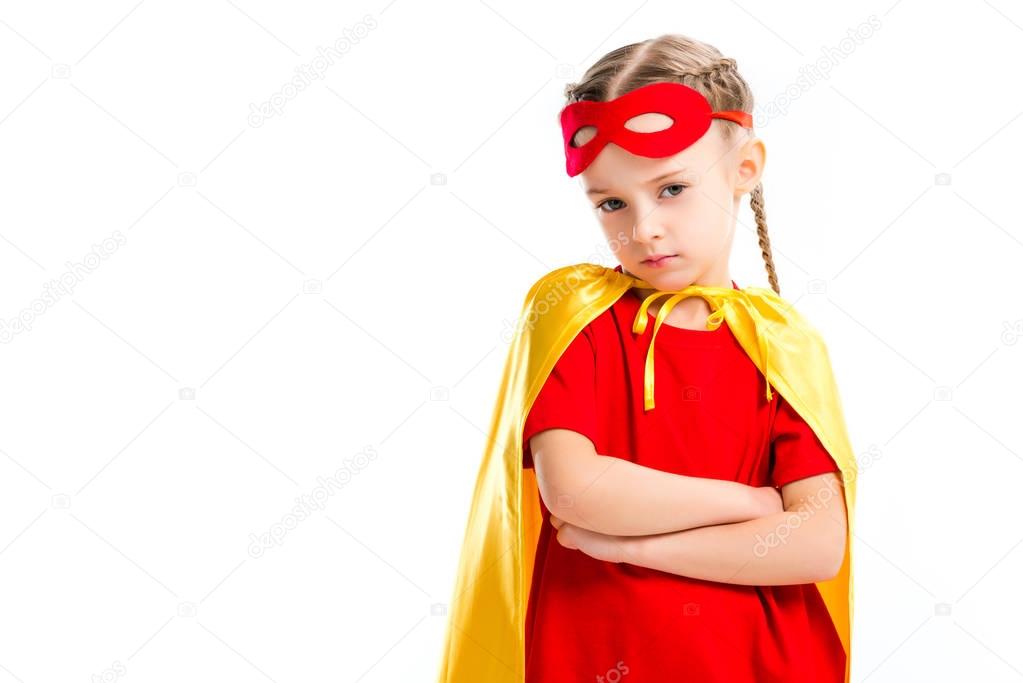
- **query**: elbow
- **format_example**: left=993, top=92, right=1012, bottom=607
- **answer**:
left=810, top=529, right=847, bottom=582
left=535, top=461, right=601, bottom=529
left=537, top=471, right=595, bottom=527
left=530, top=430, right=602, bottom=528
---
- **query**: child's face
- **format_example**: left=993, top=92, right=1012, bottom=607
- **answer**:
left=578, top=117, right=763, bottom=291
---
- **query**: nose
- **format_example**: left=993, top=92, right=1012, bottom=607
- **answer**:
left=632, top=203, right=666, bottom=243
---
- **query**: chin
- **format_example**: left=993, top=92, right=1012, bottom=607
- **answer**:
left=634, top=265, right=692, bottom=291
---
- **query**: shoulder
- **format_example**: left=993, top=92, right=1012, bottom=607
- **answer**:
left=514, top=262, right=621, bottom=358
left=520, top=262, right=610, bottom=309
left=516, top=262, right=616, bottom=332
left=741, top=285, right=830, bottom=354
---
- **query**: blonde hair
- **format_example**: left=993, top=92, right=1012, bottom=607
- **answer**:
left=564, top=34, right=779, bottom=294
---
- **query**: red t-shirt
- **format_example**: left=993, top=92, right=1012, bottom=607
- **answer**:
left=521, top=276, right=845, bottom=682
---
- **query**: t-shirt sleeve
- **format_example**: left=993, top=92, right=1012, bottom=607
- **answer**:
left=769, top=394, right=840, bottom=488
left=521, top=327, right=598, bottom=469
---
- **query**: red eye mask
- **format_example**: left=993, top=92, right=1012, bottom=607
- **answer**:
left=559, top=81, right=753, bottom=177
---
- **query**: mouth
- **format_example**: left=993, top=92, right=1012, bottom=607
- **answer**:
left=641, top=254, right=678, bottom=266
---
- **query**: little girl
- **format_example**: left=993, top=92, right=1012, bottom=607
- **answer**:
left=438, top=33, right=856, bottom=683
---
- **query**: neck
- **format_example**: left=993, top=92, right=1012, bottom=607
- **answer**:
left=622, top=268, right=733, bottom=292
left=622, top=268, right=734, bottom=327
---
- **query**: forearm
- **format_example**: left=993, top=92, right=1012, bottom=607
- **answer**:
left=622, top=499, right=847, bottom=585
left=543, top=451, right=773, bottom=536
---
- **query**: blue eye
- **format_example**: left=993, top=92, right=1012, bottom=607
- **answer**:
left=661, top=183, right=686, bottom=198
left=596, top=183, right=688, bottom=214
left=597, top=198, right=626, bottom=213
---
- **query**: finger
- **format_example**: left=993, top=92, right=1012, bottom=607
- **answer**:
left=556, top=525, right=578, bottom=550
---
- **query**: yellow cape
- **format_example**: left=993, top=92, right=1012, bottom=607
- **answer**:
left=436, top=262, right=857, bottom=682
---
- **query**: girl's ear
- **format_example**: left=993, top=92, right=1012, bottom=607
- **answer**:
left=734, top=136, right=766, bottom=196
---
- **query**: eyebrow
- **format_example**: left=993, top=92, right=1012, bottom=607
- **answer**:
left=586, top=170, right=690, bottom=196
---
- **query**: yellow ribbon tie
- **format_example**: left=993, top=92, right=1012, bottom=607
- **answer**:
left=629, top=285, right=773, bottom=411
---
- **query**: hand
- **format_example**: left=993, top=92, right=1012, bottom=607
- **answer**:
left=550, top=515, right=628, bottom=564
left=755, top=485, right=784, bottom=517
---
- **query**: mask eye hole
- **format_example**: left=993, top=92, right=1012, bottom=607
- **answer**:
left=570, top=125, right=597, bottom=148
left=624, top=112, right=674, bottom=133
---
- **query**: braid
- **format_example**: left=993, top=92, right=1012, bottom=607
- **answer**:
left=750, top=183, right=780, bottom=294
left=682, top=57, right=737, bottom=84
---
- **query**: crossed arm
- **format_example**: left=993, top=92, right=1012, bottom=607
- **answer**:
left=529, top=428, right=848, bottom=586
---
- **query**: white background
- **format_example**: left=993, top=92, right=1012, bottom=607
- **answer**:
left=1, top=1, right=1022, bottom=681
